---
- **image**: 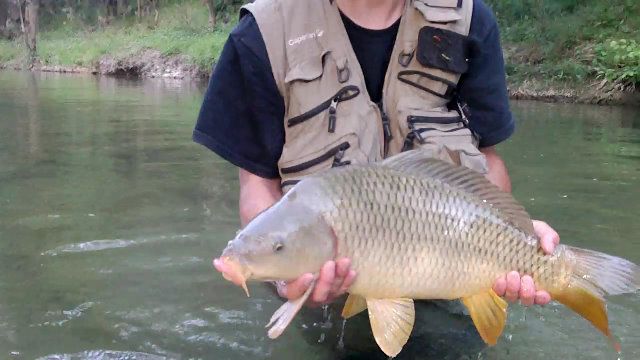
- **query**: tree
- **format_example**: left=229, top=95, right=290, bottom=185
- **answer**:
left=106, top=0, right=117, bottom=18
left=23, top=0, right=38, bottom=65
left=0, top=0, right=7, bottom=35
left=17, top=0, right=38, bottom=65
left=205, top=0, right=216, bottom=28
left=117, top=0, right=128, bottom=17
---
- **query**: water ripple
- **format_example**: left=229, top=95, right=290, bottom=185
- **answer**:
left=204, top=307, right=255, bottom=326
left=33, top=302, right=96, bottom=328
left=42, top=233, right=198, bottom=256
left=35, top=350, right=167, bottom=360
left=42, top=239, right=138, bottom=256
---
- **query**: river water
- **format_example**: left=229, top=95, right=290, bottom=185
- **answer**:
left=0, top=71, right=639, bottom=360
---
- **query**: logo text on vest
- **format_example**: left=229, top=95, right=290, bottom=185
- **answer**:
left=288, top=29, right=324, bottom=46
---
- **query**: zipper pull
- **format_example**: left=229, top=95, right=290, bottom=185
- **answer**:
left=328, top=97, right=338, bottom=133
left=402, top=131, right=416, bottom=152
left=377, top=102, right=392, bottom=157
left=382, top=113, right=392, bottom=141
left=332, top=144, right=351, bottom=167
left=456, top=100, right=479, bottom=142
left=407, top=116, right=425, bottom=144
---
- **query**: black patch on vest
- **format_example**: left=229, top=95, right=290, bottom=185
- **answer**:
left=417, top=26, right=469, bottom=74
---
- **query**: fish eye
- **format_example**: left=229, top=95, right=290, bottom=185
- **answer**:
left=273, top=242, right=284, bottom=253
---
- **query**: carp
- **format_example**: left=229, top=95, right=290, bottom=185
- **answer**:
left=217, top=149, right=639, bottom=357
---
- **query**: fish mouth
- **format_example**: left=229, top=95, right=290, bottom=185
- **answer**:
left=217, top=255, right=251, bottom=297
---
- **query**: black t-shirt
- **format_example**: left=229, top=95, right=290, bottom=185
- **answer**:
left=341, top=12, right=400, bottom=103
left=193, top=0, right=515, bottom=179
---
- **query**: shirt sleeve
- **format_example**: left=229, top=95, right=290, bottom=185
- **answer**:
left=457, top=0, right=515, bottom=148
left=192, top=13, right=285, bottom=179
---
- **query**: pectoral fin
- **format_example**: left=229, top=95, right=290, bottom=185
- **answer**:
left=342, top=294, right=367, bottom=319
left=266, top=279, right=316, bottom=339
left=366, top=298, right=415, bottom=357
left=461, top=289, right=508, bottom=345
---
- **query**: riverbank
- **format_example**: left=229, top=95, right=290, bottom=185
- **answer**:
left=0, top=49, right=210, bottom=79
left=1, top=0, right=638, bottom=105
left=3, top=60, right=638, bottom=106
left=0, top=0, right=230, bottom=79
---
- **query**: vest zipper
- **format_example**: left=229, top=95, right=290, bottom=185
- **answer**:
left=280, top=142, right=351, bottom=175
left=377, top=102, right=392, bottom=157
left=407, top=115, right=462, bottom=124
left=328, top=97, right=339, bottom=133
left=406, top=115, right=466, bottom=144
left=287, top=85, right=360, bottom=131
left=281, top=179, right=300, bottom=188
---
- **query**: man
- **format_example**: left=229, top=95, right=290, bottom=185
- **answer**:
left=195, top=0, right=560, bottom=353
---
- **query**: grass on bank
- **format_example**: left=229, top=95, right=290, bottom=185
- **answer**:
left=0, top=0, right=232, bottom=71
left=487, top=0, right=640, bottom=89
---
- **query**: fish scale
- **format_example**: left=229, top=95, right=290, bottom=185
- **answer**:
left=315, top=165, right=554, bottom=299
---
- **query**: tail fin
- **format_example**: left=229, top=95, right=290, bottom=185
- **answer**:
left=565, top=246, right=639, bottom=297
left=549, top=246, right=639, bottom=351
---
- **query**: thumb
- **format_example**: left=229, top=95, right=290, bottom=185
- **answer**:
left=282, top=273, right=314, bottom=300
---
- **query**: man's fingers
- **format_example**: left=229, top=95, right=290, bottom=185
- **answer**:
left=505, top=271, right=520, bottom=302
left=493, top=276, right=507, bottom=296
left=519, top=275, right=535, bottom=306
left=329, top=258, right=351, bottom=295
left=534, top=290, right=551, bottom=305
left=532, top=220, right=560, bottom=255
left=338, top=270, right=357, bottom=294
left=283, top=273, right=314, bottom=300
left=311, top=261, right=336, bottom=303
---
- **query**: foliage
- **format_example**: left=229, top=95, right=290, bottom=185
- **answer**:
left=593, top=39, right=640, bottom=88
left=0, top=38, right=22, bottom=62
left=486, top=0, right=640, bottom=87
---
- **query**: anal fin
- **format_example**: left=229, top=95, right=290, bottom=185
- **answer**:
left=266, top=279, right=316, bottom=339
left=342, top=293, right=367, bottom=319
left=461, top=289, right=508, bottom=346
left=366, top=298, right=415, bottom=357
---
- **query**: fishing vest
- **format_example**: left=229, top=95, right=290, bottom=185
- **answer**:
left=242, top=0, right=488, bottom=192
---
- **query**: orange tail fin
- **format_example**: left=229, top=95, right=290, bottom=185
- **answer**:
left=549, top=287, right=620, bottom=352
left=552, top=245, right=639, bottom=352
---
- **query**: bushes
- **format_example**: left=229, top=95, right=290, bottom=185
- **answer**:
left=593, top=39, right=640, bottom=88
left=486, top=0, right=640, bottom=88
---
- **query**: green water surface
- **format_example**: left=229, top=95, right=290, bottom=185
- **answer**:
left=0, top=71, right=638, bottom=360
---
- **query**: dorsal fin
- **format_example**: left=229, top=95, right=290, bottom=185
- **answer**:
left=380, top=149, right=535, bottom=235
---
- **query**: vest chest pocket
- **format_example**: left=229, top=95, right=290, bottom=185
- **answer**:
left=287, top=85, right=360, bottom=133
left=278, top=134, right=367, bottom=192
left=284, top=51, right=362, bottom=137
left=397, top=99, right=487, bottom=173
left=280, top=52, right=370, bottom=190
left=416, top=26, right=470, bottom=75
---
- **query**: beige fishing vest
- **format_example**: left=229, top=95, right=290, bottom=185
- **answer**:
left=243, top=0, right=488, bottom=191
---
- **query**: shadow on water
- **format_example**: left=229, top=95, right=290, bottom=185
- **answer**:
left=0, top=71, right=639, bottom=359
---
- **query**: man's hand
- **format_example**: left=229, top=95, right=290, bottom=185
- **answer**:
left=275, top=258, right=356, bottom=307
left=492, top=220, right=560, bottom=306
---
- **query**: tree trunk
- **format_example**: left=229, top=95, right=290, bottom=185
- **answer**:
left=24, top=0, right=38, bottom=66
left=106, top=0, right=117, bottom=17
left=205, top=0, right=215, bottom=28
left=117, top=0, right=128, bottom=17
left=0, top=0, right=8, bottom=34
